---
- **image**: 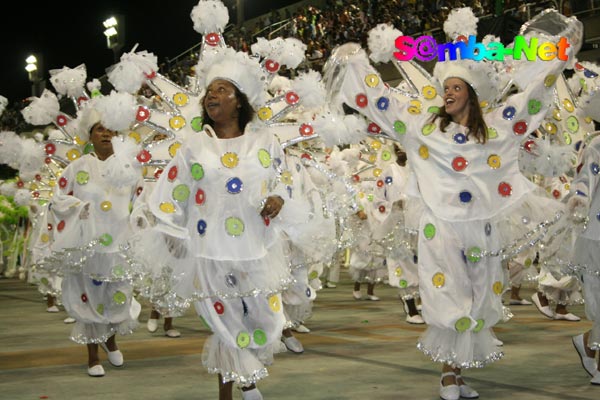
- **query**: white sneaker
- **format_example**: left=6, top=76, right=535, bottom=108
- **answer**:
left=99, top=343, right=124, bottom=367
left=406, top=314, right=425, bottom=324
left=63, top=317, right=76, bottom=324
left=87, top=364, right=105, bottom=377
left=352, top=291, right=362, bottom=300
left=241, top=388, right=263, bottom=400
left=292, top=324, right=310, bottom=333
left=282, top=336, right=304, bottom=353
left=147, top=318, right=159, bottom=333
left=46, top=305, right=59, bottom=313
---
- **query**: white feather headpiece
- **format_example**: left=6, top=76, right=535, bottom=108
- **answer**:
left=190, top=0, right=229, bottom=34
left=107, top=45, right=159, bottom=94
left=49, top=64, right=87, bottom=98
left=367, top=23, right=403, bottom=63
left=443, top=7, right=478, bottom=40
left=21, top=89, right=61, bottom=125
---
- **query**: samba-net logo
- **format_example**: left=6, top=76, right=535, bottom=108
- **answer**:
left=393, top=35, right=570, bottom=62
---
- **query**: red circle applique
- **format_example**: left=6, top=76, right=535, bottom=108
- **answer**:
left=137, top=150, right=151, bottom=163
left=205, top=32, right=220, bottom=46
left=168, top=166, right=178, bottom=181
left=136, top=106, right=150, bottom=122
left=498, top=182, right=512, bottom=197
left=285, top=91, right=299, bottom=105
left=265, top=59, right=280, bottom=73
left=59, top=177, right=68, bottom=188
left=45, top=143, right=56, bottom=155
left=452, top=156, right=468, bottom=172
left=368, top=122, right=381, bottom=134
left=57, top=220, right=66, bottom=232
left=356, top=94, right=368, bottom=108
left=299, top=123, right=313, bottom=136
left=513, top=120, right=527, bottom=135
left=56, top=114, right=68, bottom=127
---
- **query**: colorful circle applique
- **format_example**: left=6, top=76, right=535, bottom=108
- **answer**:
left=168, top=166, right=178, bottom=181
left=191, top=116, right=204, bottom=132
left=487, top=154, right=501, bottom=169
left=372, top=168, right=382, bottom=177
left=423, top=223, right=436, bottom=240
left=191, top=163, right=204, bottom=180
left=172, top=184, right=190, bottom=202
left=308, top=270, right=319, bottom=280
left=563, top=133, right=572, bottom=145
left=452, top=156, right=468, bottom=172
left=422, top=85, right=436, bottom=99
left=459, top=191, right=472, bottom=203
left=432, top=272, right=445, bottom=288
left=473, top=318, right=485, bottom=333
left=197, top=219, right=207, bottom=236
left=365, top=74, right=380, bottom=87
left=563, top=98, right=575, bottom=112
left=486, top=127, right=498, bottom=139
left=99, top=233, right=113, bottom=247
left=466, top=246, right=482, bottom=263
left=225, top=217, right=244, bottom=237
left=214, top=301, right=225, bottom=315
left=112, top=265, right=125, bottom=278
left=67, top=149, right=81, bottom=161
left=368, top=122, right=381, bottom=134
left=113, top=291, right=126, bottom=305
left=268, top=294, right=281, bottom=312
left=421, top=123, right=435, bottom=136
left=169, top=142, right=181, bottom=158
left=544, top=74, right=557, bottom=87
left=394, top=120, right=406, bottom=135
left=221, top=152, right=239, bottom=168
left=502, top=106, right=516, bottom=120
left=100, top=201, right=112, bottom=211
left=195, top=189, right=206, bottom=205
left=258, top=149, right=271, bottom=168
left=513, top=120, right=527, bottom=135
left=96, top=304, right=105, bottom=315
left=418, top=145, right=429, bottom=159
left=377, top=96, right=389, bottom=111
left=253, top=329, right=267, bottom=346
left=592, top=162, right=600, bottom=175
left=498, top=182, right=512, bottom=197
left=173, top=92, right=189, bottom=106
left=285, top=91, right=299, bottom=105
left=381, top=150, right=391, bottom=161
left=567, top=116, right=579, bottom=133
left=493, top=281, right=503, bottom=295
left=370, top=140, right=382, bottom=150
left=237, top=332, right=250, bottom=348
left=544, top=121, right=558, bottom=134
left=453, top=133, right=467, bottom=144
left=258, top=107, right=273, bottom=121
left=76, top=171, right=89, bottom=185
left=528, top=99, right=542, bottom=115
left=169, top=115, right=186, bottom=130
left=455, top=317, right=472, bottom=333
left=394, top=267, right=403, bottom=277
left=356, top=93, right=368, bottom=108
left=159, top=202, right=176, bottom=213
left=399, top=279, right=408, bottom=288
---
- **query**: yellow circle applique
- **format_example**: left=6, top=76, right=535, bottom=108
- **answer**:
left=128, top=131, right=141, bottom=143
left=159, top=202, right=176, bottom=213
left=432, top=272, right=445, bottom=288
left=221, top=152, right=239, bottom=168
left=370, top=140, right=382, bottom=150
left=100, top=201, right=112, bottom=211
left=373, top=168, right=382, bottom=177
left=365, top=74, right=380, bottom=87
left=173, top=92, right=189, bottom=106
left=419, top=145, right=429, bottom=159
left=258, top=107, right=273, bottom=121
left=268, top=294, right=281, bottom=312
left=487, top=154, right=501, bottom=169
left=394, top=267, right=403, bottom=277
left=74, top=135, right=85, bottom=145
left=67, top=148, right=81, bottom=161
left=422, top=85, right=436, bottom=99
left=169, top=142, right=181, bottom=158
left=368, top=154, right=377, bottom=163
left=544, top=74, right=557, bottom=87
left=30, top=183, right=38, bottom=191
left=280, top=171, right=293, bottom=185
left=41, top=233, right=50, bottom=243
left=563, top=98, right=574, bottom=112
left=544, top=122, right=557, bottom=134
left=552, top=108, right=562, bottom=121
left=169, top=115, right=186, bottom=130
left=492, top=281, right=503, bottom=295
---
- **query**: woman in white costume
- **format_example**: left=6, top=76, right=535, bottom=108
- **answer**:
left=325, top=12, right=579, bottom=398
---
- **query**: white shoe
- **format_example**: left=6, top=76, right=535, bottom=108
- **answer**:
left=292, top=324, right=310, bottom=333
left=439, top=372, right=459, bottom=400
left=46, top=305, right=59, bottom=313
left=325, top=281, right=337, bottom=288
left=457, top=376, right=479, bottom=399
left=366, top=294, right=380, bottom=301
left=592, top=371, right=600, bottom=385
left=63, top=317, right=76, bottom=324
left=87, top=364, right=105, bottom=377
left=573, top=334, right=598, bottom=376
left=509, top=298, right=532, bottom=305
left=99, top=343, right=124, bottom=367
left=554, top=312, right=581, bottom=321
left=352, top=291, right=362, bottom=300
left=282, top=336, right=304, bottom=353
left=147, top=318, right=159, bottom=333
left=406, top=314, right=425, bottom=324
left=492, top=337, right=504, bottom=346
left=531, top=294, right=554, bottom=319
left=165, top=329, right=181, bottom=338
left=241, top=387, right=263, bottom=400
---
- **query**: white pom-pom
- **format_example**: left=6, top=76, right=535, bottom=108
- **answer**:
left=49, top=65, right=87, bottom=97
left=279, top=38, right=306, bottom=69
left=312, top=111, right=368, bottom=147
left=33, top=132, right=44, bottom=142
left=190, top=0, right=229, bottom=34
left=269, top=75, right=292, bottom=95
left=0, top=95, right=7, bottom=116
left=103, top=136, right=142, bottom=188
left=0, top=131, right=21, bottom=168
left=20, top=90, right=60, bottom=125
left=16, top=138, right=45, bottom=180
left=94, top=91, right=137, bottom=132
left=443, top=7, right=478, bottom=40
left=367, top=23, right=403, bottom=63
left=519, top=137, right=575, bottom=177
left=87, top=79, right=102, bottom=93
left=291, top=70, right=326, bottom=109
left=107, top=47, right=159, bottom=94
left=342, top=114, right=369, bottom=144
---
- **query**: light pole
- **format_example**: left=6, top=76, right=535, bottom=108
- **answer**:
left=103, top=15, right=125, bottom=63
left=25, top=54, right=45, bottom=97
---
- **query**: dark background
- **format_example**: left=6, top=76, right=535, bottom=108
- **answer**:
left=0, top=0, right=292, bottom=103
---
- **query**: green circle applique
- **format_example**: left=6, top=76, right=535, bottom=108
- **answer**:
left=427, top=106, right=440, bottom=114
left=381, top=150, right=392, bottom=161
left=191, top=163, right=204, bottom=180
left=96, top=304, right=105, bottom=315
left=113, top=291, right=126, bottom=305
left=253, top=329, right=267, bottom=346
left=473, top=318, right=485, bottom=333
left=423, top=223, right=436, bottom=240
left=258, top=149, right=271, bottom=168
left=466, top=246, right=482, bottom=263
left=487, top=127, right=498, bottom=139
left=41, top=277, right=49, bottom=285
left=455, top=317, right=472, bottom=333
left=567, top=116, right=579, bottom=133
left=237, top=331, right=250, bottom=348
left=308, top=271, right=319, bottom=280
left=225, top=217, right=245, bottom=237
left=399, top=279, right=408, bottom=288
left=99, top=233, right=113, bottom=247
left=172, top=184, right=191, bottom=202
left=528, top=99, right=542, bottom=115
left=190, top=116, right=204, bottom=132
left=421, top=123, right=435, bottom=136
left=394, top=120, right=406, bottom=135
left=112, top=265, right=125, bottom=278
left=83, top=143, right=94, bottom=154
left=76, top=171, right=90, bottom=185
